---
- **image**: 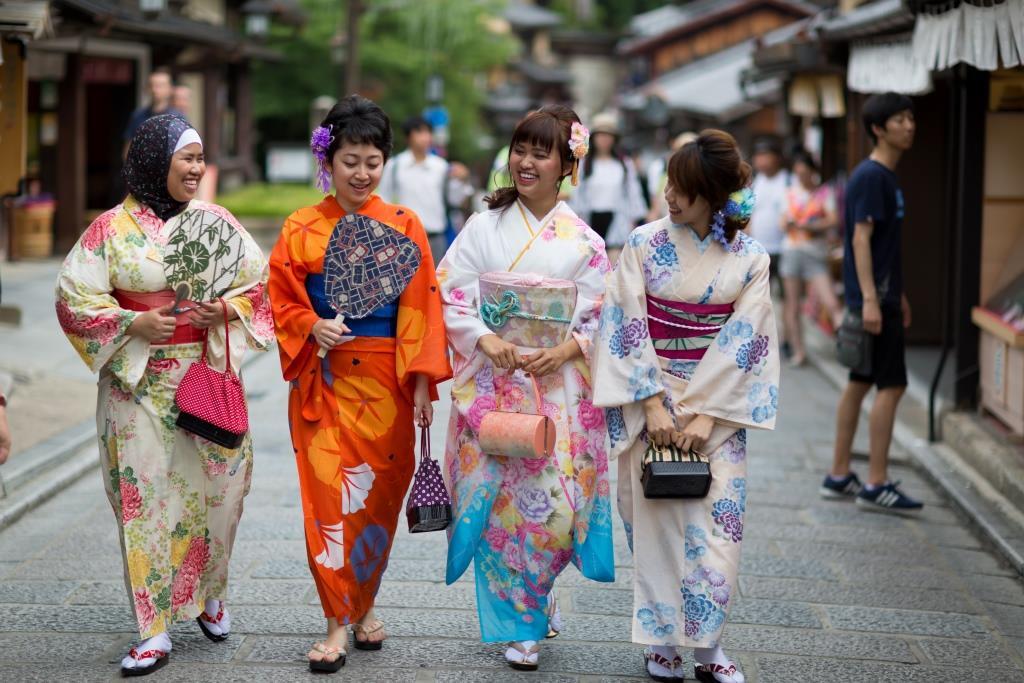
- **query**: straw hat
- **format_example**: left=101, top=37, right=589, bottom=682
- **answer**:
left=590, top=112, right=620, bottom=136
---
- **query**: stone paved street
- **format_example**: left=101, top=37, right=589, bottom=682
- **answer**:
left=2, top=349, right=1024, bottom=682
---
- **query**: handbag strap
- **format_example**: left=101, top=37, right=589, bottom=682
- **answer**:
left=200, top=298, right=232, bottom=374
left=419, top=425, right=430, bottom=465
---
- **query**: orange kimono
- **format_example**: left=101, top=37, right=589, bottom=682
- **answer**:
left=268, top=194, right=451, bottom=623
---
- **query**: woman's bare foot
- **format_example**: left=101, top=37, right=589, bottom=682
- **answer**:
left=352, top=609, right=386, bottom=650
left=308, top=617, right=348, bottom=669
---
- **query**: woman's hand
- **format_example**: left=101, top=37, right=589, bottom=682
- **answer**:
left=679, top=414, right=715, bottom=454
left=477, top=334, right=523, bottom=371
left=643, top=394, right=677, bottom=447
left=189, top=300, right=238, bottom=329
left=522, top=339, right=581, bottom=377
left=413, top=374, right=433, bottom=428
left=312, top=318, right=352, bottom=352
left=127, top=303, right=176, bottom=343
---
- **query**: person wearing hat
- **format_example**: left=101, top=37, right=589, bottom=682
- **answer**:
left=569, top=111, right=647, bottom=259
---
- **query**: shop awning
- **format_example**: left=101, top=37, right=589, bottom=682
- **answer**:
left=912, top=0, right=1024, bottom=71
left=0, top=1, right=52, bottom=39
left=819, top=0, right=913, bottom=41
left=848, top=35, right=933, bottom=94
left=622, top=41, right=781, bottom=122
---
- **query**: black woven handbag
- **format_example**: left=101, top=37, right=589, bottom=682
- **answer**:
left=641, top=443, right=712, bottom=499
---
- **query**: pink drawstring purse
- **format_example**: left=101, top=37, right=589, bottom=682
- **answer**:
left=478, top=374, right=554, bottom=459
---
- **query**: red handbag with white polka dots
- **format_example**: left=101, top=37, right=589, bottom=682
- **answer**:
left=175, top=299, right=249, bottom=449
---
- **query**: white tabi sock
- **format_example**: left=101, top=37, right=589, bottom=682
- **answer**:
left=121, top=632, right=171, bottom=669
left=199, top=598, right=231, bottom=636
left=647, top=645, right=685, bottom=679
left=694, top=645, right=745, bottom=683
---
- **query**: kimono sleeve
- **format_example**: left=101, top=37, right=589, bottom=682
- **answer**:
left=201, top=206, right=274, bottom=370
left=436, top=213, right=496, bottom=360
left=590, top=234, right=664, bottom=408
left=395, top=212, right=453, bottom=401
left=267, top=216, right=322, bottom=382
left=54, top=209, right=147, bottom=388
left=680, top=252, right=780, bottom=430
left=568, top=232, right=610, bottom=362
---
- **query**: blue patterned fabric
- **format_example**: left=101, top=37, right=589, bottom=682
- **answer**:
left=305, top=273, right=397, bottom=337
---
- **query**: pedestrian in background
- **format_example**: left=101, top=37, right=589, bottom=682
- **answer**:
left=439, top=105, right=615, bottom=671
left=822, top=92, right=922, bottom=514
left=377, top=115, right=471, bottom=265
left=268, top=95, right=451, bottom=673
left=0, top=379, right=10, bottom=465
left=569, top=111, right=647, bottom=260
left=56, top=114, right=273, bottom=676
left=779, top=150, right=844, bottom=366
left=592, top=130, right=779, bottom=683
left=122, top=68, right=180, bottom=156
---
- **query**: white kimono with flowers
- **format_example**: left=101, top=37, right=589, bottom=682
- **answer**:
left=591, top=218, right=780, bottom=648
left=55, top=197, right=274, bottom=638
left=438, top=200, right=616, bottom=642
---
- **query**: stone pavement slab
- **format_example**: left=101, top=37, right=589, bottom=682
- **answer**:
left=1, top=353, right=1024, bottom=681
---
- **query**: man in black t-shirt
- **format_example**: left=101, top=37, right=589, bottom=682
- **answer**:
left=820, top=92, right=923, bottom=514
left=122, top=68, right=180, bottom=155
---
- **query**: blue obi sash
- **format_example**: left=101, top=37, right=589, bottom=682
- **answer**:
left=305, top=273, right=398, bottom=338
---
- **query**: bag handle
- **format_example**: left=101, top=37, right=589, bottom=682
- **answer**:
left=200, top=298, right=232, bottom=375
left=419, top=424, right=430, bottom=465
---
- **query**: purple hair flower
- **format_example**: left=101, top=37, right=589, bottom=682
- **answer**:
left=710, top=209, right=729, bottom=249
left=310, top=125, right=334, bottom=194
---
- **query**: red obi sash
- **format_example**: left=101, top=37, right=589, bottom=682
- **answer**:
left=646, top=294, right=734, bottom=361
left=113, top=289, right=207, bottom=345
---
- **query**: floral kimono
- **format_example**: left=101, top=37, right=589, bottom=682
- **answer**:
left=439, top=200, right=615, bottom=643
left=55, top=196, right=273, bottom=638
left=268, top=194, right=451, bottom=625
left=591, top=218, right=780, bottom=648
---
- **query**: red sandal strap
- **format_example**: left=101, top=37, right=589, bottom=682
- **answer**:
left=646, top=650, right=682, bottom=670
left=199, top=606, right=225, bottom=624
left=696, top=662, right=737, bottom=676
left=128, top=647, right=167, bottom=662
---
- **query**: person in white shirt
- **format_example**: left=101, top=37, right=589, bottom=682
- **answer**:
left=569, top=112, right=647, bottom=259
left=746, top=140, right=791, bottom=284
left=378, top=116, right=467, bottom=265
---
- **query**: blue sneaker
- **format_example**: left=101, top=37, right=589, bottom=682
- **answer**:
left=856, top=480, right=923, bottom=515
left=819, top=472, right=862, bottom=500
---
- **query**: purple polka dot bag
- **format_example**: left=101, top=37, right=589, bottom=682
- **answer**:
left=406, top=426, right=453, bottom=533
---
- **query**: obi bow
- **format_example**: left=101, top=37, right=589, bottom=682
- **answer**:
left=481, top=290, right=521, bottom=328
left=480, top=289, right=571, bottom=329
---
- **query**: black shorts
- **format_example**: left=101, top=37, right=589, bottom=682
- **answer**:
left=849, top=306, right=907, bottom=389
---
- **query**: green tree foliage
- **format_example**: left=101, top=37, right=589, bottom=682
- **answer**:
left=252, top=0, right=516, bottom=164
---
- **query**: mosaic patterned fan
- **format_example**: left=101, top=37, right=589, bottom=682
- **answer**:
left=163, top=208, right=245, bottom=302
left=317, top=213, right=422, bottom=357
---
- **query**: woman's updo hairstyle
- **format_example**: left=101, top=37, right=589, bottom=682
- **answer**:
left=321, top=94, right=393, bottom=164
left=667, top=129, right=753, bottom=243
left=486, top=104, right=581, bottom=212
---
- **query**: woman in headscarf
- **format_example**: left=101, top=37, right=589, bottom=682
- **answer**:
left=55, top=113, right=273, bottom=677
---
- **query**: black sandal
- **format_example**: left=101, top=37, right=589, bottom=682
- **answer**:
left=694, top=662, right=741, bottom=682
left=308, top=642, right=346, bottom=673
left=352, top=619, right=385, bottom=651
left=120, top=647, right=170, bottom=677
left=196, top=605, right=229, bottom=642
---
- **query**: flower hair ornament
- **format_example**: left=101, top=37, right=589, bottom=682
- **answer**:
left=568, top=122, right=590, bottom=186
left=711, top=186, right=756, bottom=249
left=310, top=125, right=334, bottom=194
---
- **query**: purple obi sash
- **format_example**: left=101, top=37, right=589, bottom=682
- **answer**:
left=646, top=294, right=734, bottom=361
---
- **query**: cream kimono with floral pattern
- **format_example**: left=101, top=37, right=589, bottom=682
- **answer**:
left=591, top=218, right=779, bottom=648
left=439, top=201, right=616, bottom=642
left=55, top=196, right=273, bottom=638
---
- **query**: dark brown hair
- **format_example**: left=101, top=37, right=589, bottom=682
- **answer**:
left=485, top=105, right=581, bottom=211
left=666, top=129, right=752, bottom=242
